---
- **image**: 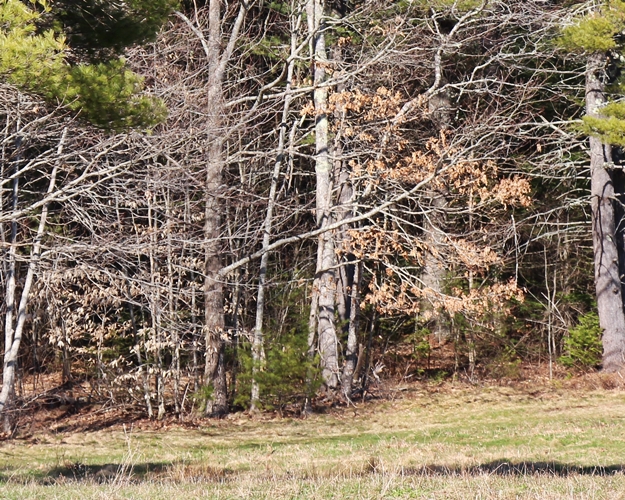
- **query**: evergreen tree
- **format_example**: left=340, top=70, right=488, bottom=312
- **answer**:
left=560, top=0, right=625, bottom=372
left=0, top=0, right=174, bottom=129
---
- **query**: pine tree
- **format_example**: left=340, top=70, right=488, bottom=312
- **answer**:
left=0, top=0, right=173, bottom=129
left=559, top=0, right=625, bottom=372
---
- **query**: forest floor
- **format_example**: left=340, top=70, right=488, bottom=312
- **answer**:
left=2, top=373, right=625, bottom=498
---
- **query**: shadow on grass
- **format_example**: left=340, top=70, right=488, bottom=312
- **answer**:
left=1, top=460, right=623, bottom=484
left=0, top=460, right=234, bottom=484
left=408, top=461, right=625, bottom=477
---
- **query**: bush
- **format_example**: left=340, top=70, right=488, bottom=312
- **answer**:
left=560, top=312, right=602, bottom=370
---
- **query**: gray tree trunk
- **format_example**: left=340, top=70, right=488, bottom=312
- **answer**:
left=178, top=1, right=251, bottom=416
left=586, top=52, right=625, bottom=372
left=251, top=12, right=301, bottom=410
left=307, top=0, right=339, bottom=390
left=421, top=87, right=452, bottom=342
left=0, top=128, right=66, bottom=431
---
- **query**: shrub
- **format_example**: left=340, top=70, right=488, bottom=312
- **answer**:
left=235, top=330, right=321, bottom=411
left=560, top=312, right=602, bottom=370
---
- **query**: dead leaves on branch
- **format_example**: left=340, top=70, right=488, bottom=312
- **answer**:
left=307, top=87, right=531, bottom=325
left=363, top=276, right=524, bottom=322
left=302, top=87, right=532, bottom=210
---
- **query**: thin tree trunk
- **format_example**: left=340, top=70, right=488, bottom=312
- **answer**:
left=147, top=193, right=166, bottom=420
left=586, top=52, right=625, bottom=372
left=340, top=261, right=361, bottom=399
left=126, top=275, right=153, bottom=419
left=165, top=190, right=181, bottom=414
left=251, top=12, right=301, bottom=410
left=0, top=127, right=67, bottom=431
left=1, top=137, right=20, bottom=433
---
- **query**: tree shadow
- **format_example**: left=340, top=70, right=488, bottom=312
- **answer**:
left=44, top=461, right=169, bottom=482
left=405, top=460, right=625, bottom=477
left=0, top=460, right=234, bottom=484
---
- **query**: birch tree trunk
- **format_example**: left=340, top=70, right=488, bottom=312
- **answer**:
left=586, top=52, right=625, bottom=372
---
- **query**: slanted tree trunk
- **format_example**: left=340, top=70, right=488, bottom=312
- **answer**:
left=340, top=259, right=361, bottom=399
left=0, top=128, right=66, bottom=431
left=250, top=10, right=302, bottom=410
left=586, top=51, right=625, bottom=372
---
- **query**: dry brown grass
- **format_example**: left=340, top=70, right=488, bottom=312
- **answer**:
left=3, top=380, right=625, bottom=498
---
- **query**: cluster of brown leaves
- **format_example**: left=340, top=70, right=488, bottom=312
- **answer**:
left=489, top=175, right=532, bottom=208
left=329, top=86, right=403, bottom=121
left=300, top=87, right=403, bottom=144
left=450, top=238, right=501, bottom=274
left=345, top=227, right=426, bottom=263
left=363, top=277, right=524, bottom=321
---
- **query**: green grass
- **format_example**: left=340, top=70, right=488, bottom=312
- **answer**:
left=2, top=384, right=625, bottom=498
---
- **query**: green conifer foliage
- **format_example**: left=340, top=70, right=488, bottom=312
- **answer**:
left=559, top=1, right=625, bottom=144
left=0, top=0, right=173, bottom=129
left=48, top=0, right=178, bottom=61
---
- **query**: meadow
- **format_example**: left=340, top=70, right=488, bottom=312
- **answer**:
left=2, top=380, right=625, bottom=499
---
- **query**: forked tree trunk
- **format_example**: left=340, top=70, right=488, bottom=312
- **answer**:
left=204, top=0, right=252, bottom=416
left=177, top=1, right=251, bottom=416
left=586, top=52, right=625, bottom=372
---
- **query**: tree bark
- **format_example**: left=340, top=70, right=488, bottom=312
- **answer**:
left=307, top=0, right=339, bottom=390
left=177, top=0, right=252, bottom=416
left=203, top=74, right=228, bottom=416
left=586, top=52, right=625, bottom=372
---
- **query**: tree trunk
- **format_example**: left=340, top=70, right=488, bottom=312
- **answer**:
left=340, top=260, right=361, bottom=399
left=193, top=0, right=251, bottom=417
left=307, top=0, right=339, bottom=390
left=203, top=99, right=228, bottom=416
left=586, top=52, right=625, bottom=372
left=250, top=13, right=301, bottom=410
left=176, top=0, right=251, bottom=418
left=0, top=128, right=66, bottom=431
left=422, top=85, right=452, bottom=342
left=421, top=192, right=449, bottom=341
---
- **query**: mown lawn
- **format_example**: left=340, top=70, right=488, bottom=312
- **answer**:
left=2, top=382, right=625, bottom=499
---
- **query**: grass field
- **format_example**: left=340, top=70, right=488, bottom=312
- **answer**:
left=2, top=382, right=625, bottom=499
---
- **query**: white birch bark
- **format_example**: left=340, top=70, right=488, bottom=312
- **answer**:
left=586, top=52, right=625, bottom=371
